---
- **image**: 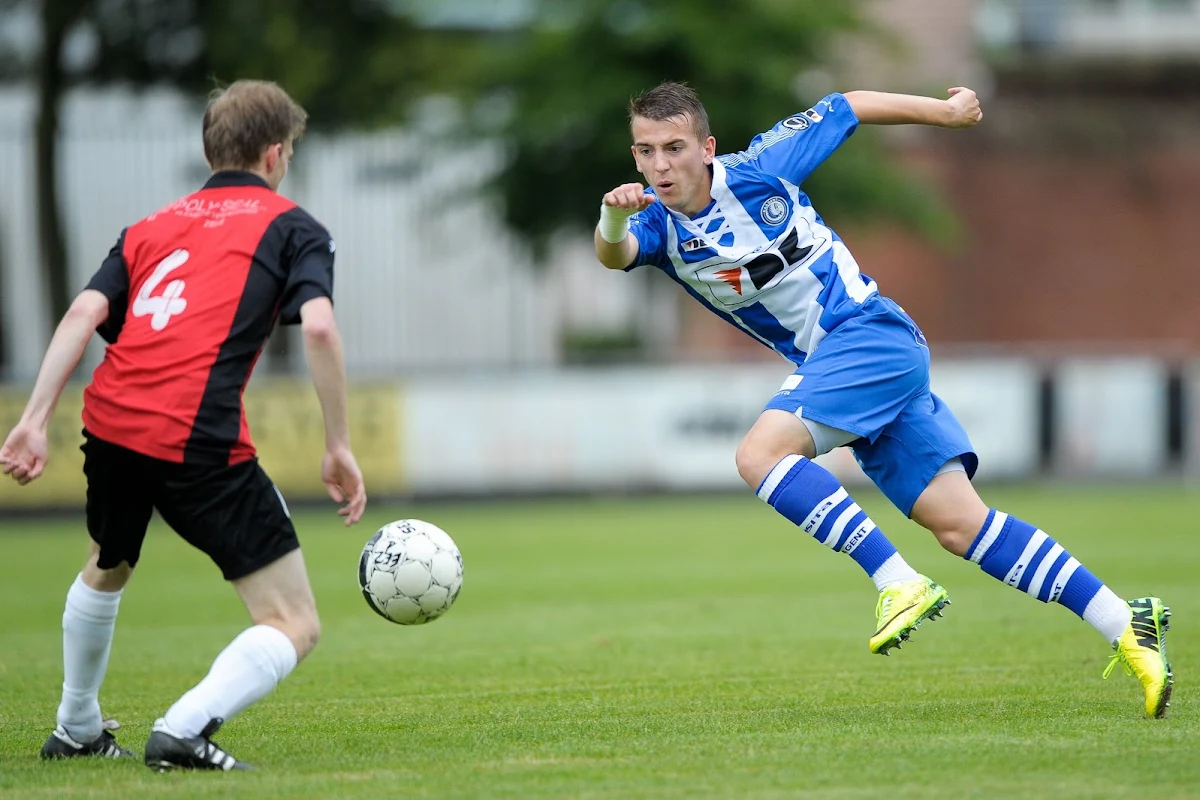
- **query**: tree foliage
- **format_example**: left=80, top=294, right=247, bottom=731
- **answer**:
left=1, top=0, right=957, bottom=333
left=79, top=0, right=434, bottom=127
left=456, top=0, right=954, bottom=254
left=9, top=0, right=437, bottom=326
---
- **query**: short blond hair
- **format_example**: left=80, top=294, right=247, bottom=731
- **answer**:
left=202, top=80, right=308, bottom=170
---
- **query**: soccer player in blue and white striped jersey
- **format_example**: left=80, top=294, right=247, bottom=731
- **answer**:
left=594, top=81, right=1172, bottom=718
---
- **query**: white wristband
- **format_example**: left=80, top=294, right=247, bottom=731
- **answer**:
left=598, top=203, right=634, bottom=244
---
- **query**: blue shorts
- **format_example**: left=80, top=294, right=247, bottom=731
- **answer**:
left=763, top=295, right=978, bottom=516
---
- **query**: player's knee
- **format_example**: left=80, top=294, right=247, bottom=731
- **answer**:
left=910, top=473, right=989, bottom=557
left=734, top=437, right=774, bottom=489
left=929, top=524, right=975, bottom=557
left=733, top=440, right=755, bottom=486
left=915, top=508, right=985, bottom=557
left=81, top=561, right=133, bottom=593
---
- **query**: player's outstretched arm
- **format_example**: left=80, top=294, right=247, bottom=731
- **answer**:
left=299, top=297, right=366, bottom=526
left=595, top=183, right=654, bottom=270
left=844, top=88, right=982, bottom=129
left=0, top=289, right=109, bottom=484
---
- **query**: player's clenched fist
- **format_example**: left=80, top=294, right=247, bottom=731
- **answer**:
left=945, top=87, right=982, bottom=129
left=0, top=422, right=48, bottom=485
left=598, top=183, right=655, bottom=244
left=603, top=183, right=657, bottom=213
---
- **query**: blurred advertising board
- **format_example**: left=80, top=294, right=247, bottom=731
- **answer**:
left=1187, top=361, right=1200, bottom=480
left=243, top=380, right=405, bottom=498
left=401, top=360, right=1041, bottom=496
left=0, top=380, right=404, bottom=509
left=14, top=354, right=1161, bottom=508
left=1054, top=357, right=1167, bottom=477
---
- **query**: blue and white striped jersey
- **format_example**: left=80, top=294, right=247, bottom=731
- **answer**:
left=628, top=93, right=877, bottom=364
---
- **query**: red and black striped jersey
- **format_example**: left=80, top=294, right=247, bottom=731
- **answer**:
left=81, top=171, right=335, bottom=465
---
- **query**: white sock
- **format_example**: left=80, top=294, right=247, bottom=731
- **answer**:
left=1082, top=586, right=1133, bottom=645
left=870, top=552, right=921, bottom=591
left=57, top=574, right=122, bottom=743
left=163, top=625, right=298, bottom=738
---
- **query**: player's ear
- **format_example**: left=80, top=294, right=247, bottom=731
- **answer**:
left=702, top=136, right=716, bottom=165
left=630, top=144, right=643, bottom=172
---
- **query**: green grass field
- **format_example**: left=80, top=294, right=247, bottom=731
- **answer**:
left=0, top=486, right=1195, bottom=799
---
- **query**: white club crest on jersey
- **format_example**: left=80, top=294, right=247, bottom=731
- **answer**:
left=760, top=196, right=788, bottom=225
left=133, top=249, right=189, bottom=330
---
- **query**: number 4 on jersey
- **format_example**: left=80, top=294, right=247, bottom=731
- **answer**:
left=133, top=249, right=189, bottom=330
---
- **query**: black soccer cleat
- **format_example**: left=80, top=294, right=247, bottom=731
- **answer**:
left=41, top=719, right=133, bottom=760
left=144, top=717, right=254, bottom=772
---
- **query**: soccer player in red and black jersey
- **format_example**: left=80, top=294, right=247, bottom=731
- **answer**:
left=0, top=80, right=367, bottom=771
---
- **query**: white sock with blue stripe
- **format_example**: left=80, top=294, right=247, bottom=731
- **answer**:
left=965, top=510, right=1131, bottom=644
left=757, top=455, right=919, bottom=591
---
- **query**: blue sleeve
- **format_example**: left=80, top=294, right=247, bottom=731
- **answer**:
left=730, top=93, right=858, bottom=184
left=626, top=194, right=669, bottom=271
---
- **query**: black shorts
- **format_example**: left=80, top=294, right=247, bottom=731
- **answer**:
left=82, top=431, right=300, bottom=580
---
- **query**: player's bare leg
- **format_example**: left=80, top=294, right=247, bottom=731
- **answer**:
left=739, top=410, right=949, bottom=656
left=233, top=547, right=322, bottom=656
left=146, top=550, right=320, bottom=771
left=912, top=470, right=1173, bottom=718
left=41, top=542, right=135, bottom=760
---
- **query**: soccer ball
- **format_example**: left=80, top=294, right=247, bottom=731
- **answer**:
left=358, top=519, right=463, bottom=625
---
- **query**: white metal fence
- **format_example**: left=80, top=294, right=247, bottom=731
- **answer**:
left=0, top=87, right=650, bottom=379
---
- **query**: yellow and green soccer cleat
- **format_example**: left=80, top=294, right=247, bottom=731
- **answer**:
left=869, top=575, right=950, bottom=655
left=1103, top=597, right=1173, bottom=718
